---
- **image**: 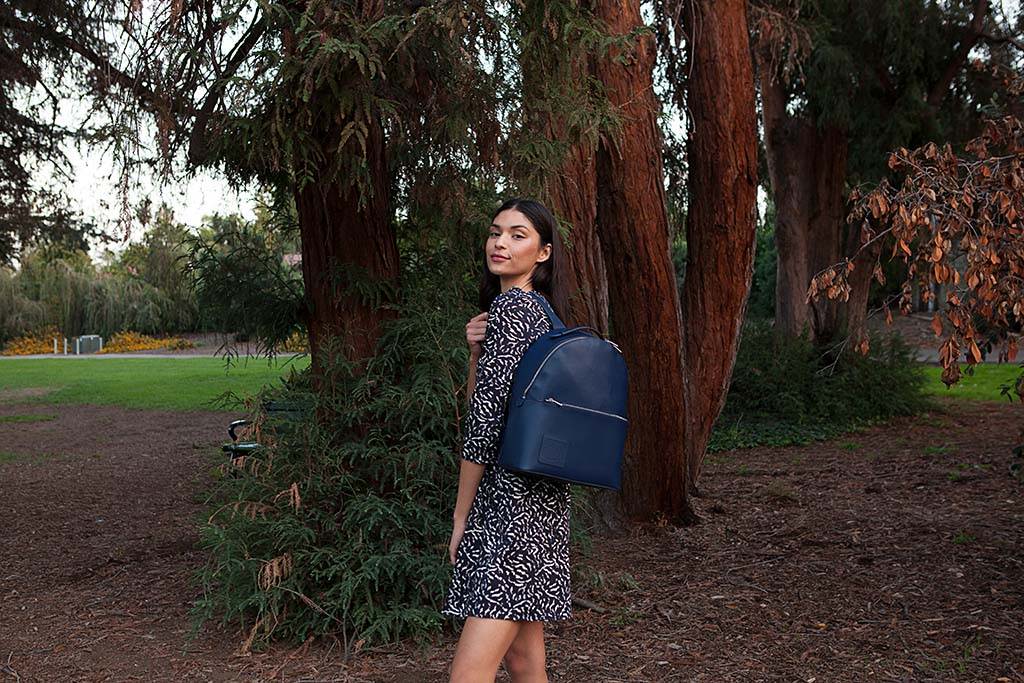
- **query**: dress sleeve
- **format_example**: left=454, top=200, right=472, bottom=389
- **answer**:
left=460, top=292, right=541, bottom=466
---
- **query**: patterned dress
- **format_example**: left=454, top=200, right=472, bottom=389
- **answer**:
left=441, top=286, right=573, bottom=622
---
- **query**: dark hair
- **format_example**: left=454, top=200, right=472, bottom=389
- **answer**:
left=478, top=197, right=569, bottom=321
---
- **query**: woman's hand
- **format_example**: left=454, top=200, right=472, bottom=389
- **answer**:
left=466, top=311, right=488, bottom=359
left=448, top=517, right=467, bottom=565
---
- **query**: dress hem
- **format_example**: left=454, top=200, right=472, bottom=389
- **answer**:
left=440, top=607, right=572, bottom=623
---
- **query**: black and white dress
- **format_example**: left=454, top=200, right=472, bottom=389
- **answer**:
left=441, top=286, right=573, bottom=622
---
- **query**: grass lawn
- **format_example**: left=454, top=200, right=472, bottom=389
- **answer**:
left=0, top=356, right=311, bottom=411
left=919, top=362, right=1022, bottom=403
left=1, top=355, right=1016, bottom=413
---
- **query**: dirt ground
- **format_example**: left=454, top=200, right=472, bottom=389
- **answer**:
left=1, top=396, right=1022, bottom=682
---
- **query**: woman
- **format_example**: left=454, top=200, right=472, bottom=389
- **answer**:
left=442, top=197, right=573, bottom=682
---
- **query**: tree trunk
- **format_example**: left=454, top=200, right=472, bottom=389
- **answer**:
left=545, top=139, right=607, bottom=332
left=544, top=121, right=625, bottom=532
left=590, top=0, right=693, bottom=523
left=517, top=1, right=608, bottom=336
left=759, top=68, right=848, bottom=345
left=838, top=216, right=884, bottom=350
left=679, top=0, right=759, bottom=489
left=294, top=116, right=399, bottom=384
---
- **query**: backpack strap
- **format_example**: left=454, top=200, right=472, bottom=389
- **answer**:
left=530, top=291, right=565, bottom=329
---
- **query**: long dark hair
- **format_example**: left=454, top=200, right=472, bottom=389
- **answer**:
left=478, top=197, right=569, bottom=322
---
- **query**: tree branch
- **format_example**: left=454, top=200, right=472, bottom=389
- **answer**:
left=926, top=0, right=990, bottom=109
left=186, top=14, right=269, bottom=166
left=0, top=7, right=170, bottom=116
left=978, top=30, right=1024, bottom=53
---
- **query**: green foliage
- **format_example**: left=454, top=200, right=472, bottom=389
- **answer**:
left=0, top=203, right=301, bottom=343
left=778, top=0, right=1023, bottom=182
left=746, top=200, right=778, bottom=320
left=12, top=248, right=184, bottom=339
left=191, top=243, right=590, bottom=650
left=183, top=212, right=304, bottom=355
left=0, top=267, right=45, bottom=342
left=709, top=319, right=935, bottom=450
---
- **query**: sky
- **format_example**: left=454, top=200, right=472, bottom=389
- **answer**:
left=58, top=123, right=257, bottom=260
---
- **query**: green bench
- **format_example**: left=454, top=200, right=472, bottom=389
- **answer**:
left=222, top=399, right=311, bottom=465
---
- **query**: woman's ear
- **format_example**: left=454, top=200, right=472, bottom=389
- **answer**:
left=537, top=243, right=552, bottom=263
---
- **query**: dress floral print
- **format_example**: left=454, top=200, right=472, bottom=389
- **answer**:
left=442, top=286, right=573, bottom=622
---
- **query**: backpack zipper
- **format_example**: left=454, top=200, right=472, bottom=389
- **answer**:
left=521, top=336, right=588, bottom=399
left=543, top=396, right=628, bottom=422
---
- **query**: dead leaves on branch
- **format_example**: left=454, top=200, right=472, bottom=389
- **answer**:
left=808, top=115, right=1024, bottom=390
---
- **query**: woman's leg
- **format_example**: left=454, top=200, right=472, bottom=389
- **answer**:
left=502, top=621, right=547, bottom=682
left=450, top=616, right=522, bottom=682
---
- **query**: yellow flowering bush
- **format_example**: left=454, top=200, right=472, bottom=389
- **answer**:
left=100, top=331, right=192, bottom=353
left=279, top=329, right=309, bottom=353
left=1, top=326, right=62, bottom=355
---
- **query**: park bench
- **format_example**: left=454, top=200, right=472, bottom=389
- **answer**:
left=222, top=399, right=311, bottom=465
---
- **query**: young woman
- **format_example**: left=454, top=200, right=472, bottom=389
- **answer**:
left=442, top=198, right=573, bottom=682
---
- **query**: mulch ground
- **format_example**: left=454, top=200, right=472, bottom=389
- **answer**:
left=1, top=396, right=1021, bottom=682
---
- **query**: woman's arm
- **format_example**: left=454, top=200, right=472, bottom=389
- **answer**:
left=453, top=293, right=534, bottom=509
left=466, top=352, right=480, bottom=405
left=454, top=352, right=484, bottom=525
left=453, top=459, right=486, bottom=524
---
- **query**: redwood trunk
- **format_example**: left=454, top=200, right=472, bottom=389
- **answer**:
left=518, top=2, right=608, bottom=335
left=294, top=117, right=399, bottom=383
left=545, top=139, right=607, bottom=332
left=759, top=69, right=849, bottom=344
left=839, top=218, right=884, bottom=349
left=591, top=0, right=692, bottom=522
left=679, top=0, right=759, bottom=489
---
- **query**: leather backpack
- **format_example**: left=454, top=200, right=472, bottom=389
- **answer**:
left=496, top=291, right=629, bottom=490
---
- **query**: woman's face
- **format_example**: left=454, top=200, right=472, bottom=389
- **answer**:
left=487, top=208, right=551, bottom=282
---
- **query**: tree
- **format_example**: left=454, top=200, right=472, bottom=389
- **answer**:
left=0, top=1, right=126, bottom=263
left=751, top=0, right=1024, bottom=347
left=518, top=0, right=759, bottom=523
left=809, top=115, right=1024, bottom=393
left=674, top=0, right=760, bottom=492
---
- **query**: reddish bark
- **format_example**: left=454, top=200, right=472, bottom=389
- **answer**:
left=545, top=138, right=607, bottom=332
left=759, top=70, right=849, bottom=344
left=678, top=0, right=759, bottom=489
left=590, top=0, right=692, bottom=522
left=294, top=117, right=399, bottom=384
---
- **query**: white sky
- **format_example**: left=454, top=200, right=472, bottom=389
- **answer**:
left=65, top=142, right=257, bottom=259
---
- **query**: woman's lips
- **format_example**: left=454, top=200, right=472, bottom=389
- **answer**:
left=490, top=255, right=509, bottom=262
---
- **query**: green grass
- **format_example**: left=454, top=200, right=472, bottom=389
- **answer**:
left=0, top=356, right=310, bottom=411
left=919, top=363, right=1022, bottom=402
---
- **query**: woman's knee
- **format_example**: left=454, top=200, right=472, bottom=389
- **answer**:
left=502, top=628, right=546, bottom=680
left=502, top=647, right=544, bottom=677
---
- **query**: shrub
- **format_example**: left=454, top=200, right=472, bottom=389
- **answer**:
left=99, top=331, right=191, bottom=353
left=190, top=246, right=593, bottom=652
left=710, top=319, right=935, bottom=450
left=1, top=325, right=61, bottom=355
left=0, top=267, right=45, bottom=343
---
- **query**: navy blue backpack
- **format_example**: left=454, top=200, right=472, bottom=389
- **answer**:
left=496, top=292, right=629, bottom=490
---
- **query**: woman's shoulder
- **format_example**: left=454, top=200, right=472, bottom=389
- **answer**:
left=489, top=287, right=548, bottom=324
